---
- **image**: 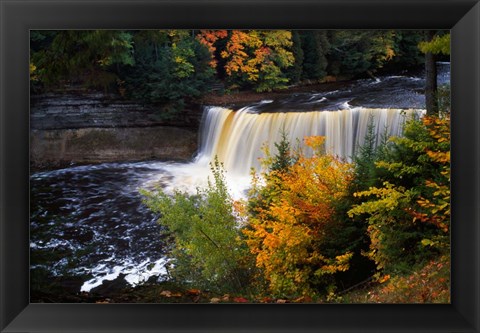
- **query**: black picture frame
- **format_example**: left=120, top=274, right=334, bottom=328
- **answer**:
left=1, top=0, right=479, bottom=332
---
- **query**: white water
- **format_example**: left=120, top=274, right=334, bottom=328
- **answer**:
left=80, top=257, right=169, bottom=292
left=143, top=106, right=424, bottom=199
left=76, top=106, right=424, bottom=291
left=31, top=66, right=447, bottom=295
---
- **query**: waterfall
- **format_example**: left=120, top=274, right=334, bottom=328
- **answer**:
left=150, top=105, right=425, bottom=198
left=194, top=106, right=424, bottom=176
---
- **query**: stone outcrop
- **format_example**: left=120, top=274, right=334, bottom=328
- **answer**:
left=30, top=127, right=198, bottom=169
left=30, top=90, right=203, bottom=170
left=31, top=91, right=202, bottom=130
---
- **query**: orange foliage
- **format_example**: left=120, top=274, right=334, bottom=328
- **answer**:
left=410, top=115, right=450, bottom=233
left=196, top=30, right=228, bottom=68
left=244, top=136, right=353, bottom=296
left=221, top=30, right=293, bottom=86
left=221, top=30, right=262, bottom=80
left=365, top=255, right=450, bottom=303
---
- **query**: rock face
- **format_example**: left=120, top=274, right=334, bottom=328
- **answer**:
left=30, top=127, right=199, bottom=169
left=30, top=91, right=203, bottom=169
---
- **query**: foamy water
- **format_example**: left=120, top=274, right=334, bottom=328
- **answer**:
left=30, top=66, right=448, bottom=294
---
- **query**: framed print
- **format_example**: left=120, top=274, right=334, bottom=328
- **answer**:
left=1, top=0, right=479, bottom=332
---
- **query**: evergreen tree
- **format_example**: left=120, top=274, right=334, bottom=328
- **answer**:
left=121, top=30, right=215, bottom=115
left=270, top=130, right=295, bottom=172
left=286, top=31, right=304, bottom=84
left=31, top=30, right=134, bottom=91
left=328, top=30, right=395, bottom=78
left=387, top=31, right=424, bottom=69
left=351, top=115, right=379, bottom=194
left=300, top=31, right=329, bottom=81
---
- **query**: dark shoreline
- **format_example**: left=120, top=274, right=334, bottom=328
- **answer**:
left=199, top=81, right=350, bottom=108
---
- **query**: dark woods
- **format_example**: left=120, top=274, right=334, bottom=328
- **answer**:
left=30, top=30, right=450, bottom=116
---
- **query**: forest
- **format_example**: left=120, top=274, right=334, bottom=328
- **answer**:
left=30, top=30, right=451, bottom=303
left=141, top=114, right=450, bottom=302
left=30, top=30, right=449, bottom=115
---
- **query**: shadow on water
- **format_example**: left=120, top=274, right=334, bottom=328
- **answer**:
left=30, top=63, right=450, bottom=301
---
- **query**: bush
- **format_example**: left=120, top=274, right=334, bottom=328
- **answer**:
left=346, top=255, right=450, bottom=303
left=141, top=158, right=253, bottom=294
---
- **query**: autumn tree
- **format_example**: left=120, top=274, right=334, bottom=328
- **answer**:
left=196, top=30, right=228, bottom=68
left=245, top=136, right=354, bottom=297
left=348, top=115, right=450, bottom=274
left=407, top=116, right=450, bottom=249
left=221, top=30, right=295, bottom=92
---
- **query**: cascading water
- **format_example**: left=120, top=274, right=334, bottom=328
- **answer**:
left=194, top=106, right=424, bottom=176
left=144, top=105, right=424, bottom=201
left=30, top=66, right=448, bottom=297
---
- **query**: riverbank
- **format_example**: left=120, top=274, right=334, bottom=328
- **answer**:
left=30, top=89, right=203, bottom=171
left=199, top=80, right=349, bottom=107
left=31, top=255, right=449, bottom=304
left=30, top=81, right=346, bottom=171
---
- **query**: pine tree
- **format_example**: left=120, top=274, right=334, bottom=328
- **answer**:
left=300, top=31, right=329, bottom=81
left=270, top=130, right=295, bottom=172
left=286, top=31, right=304, bottom=84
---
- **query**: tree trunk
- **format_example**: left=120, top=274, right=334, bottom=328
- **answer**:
left=425, top=31, right=438, bottom=116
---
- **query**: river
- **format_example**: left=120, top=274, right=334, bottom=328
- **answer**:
left=30, top=63, right=450, bottom=297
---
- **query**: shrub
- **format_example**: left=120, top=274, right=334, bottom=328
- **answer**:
left=141, top=158, right=253, bottom=294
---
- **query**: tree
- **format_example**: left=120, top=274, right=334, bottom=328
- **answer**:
left=221, top=30, right=295, bottom=92
left=351, top=115, right=380, bottom=194
left=423, top=31, right=439, bottom=116
left=419, top=32, right=450, bottom=116
left=300, top=31, right=329, bottom=81
left=245, top=136, right=354, bottom=297
left=328, top=30, right=395, bottom=78
left=384, top=31, right=424, bottom=70
left=122, top=30, right=216, bottom=116
left=31, top=31, right=134, bottom=91
left=196, top=30, right=228, bottom=68
left=286, top=31, right=304, bottom=84
left=348, top=115, right=450, bottom=274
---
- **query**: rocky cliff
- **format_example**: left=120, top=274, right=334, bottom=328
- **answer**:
left=30, top=91, right=203, bottom=170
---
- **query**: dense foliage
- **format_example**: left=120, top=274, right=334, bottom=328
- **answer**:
left=31, top=29, right=451, bottom=302
left=30, top=31, right=134, bottom=90
left=140, top=158, right=253, bottom=294
left=31, top=30, right=433, bottom=102
left=121, top=30, right=216, bottom=116
left=348, top=115, right=450, bottom=275
left=143, top=112, right=450, bottom=302
left=244, top=136, right=354, bottom=297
